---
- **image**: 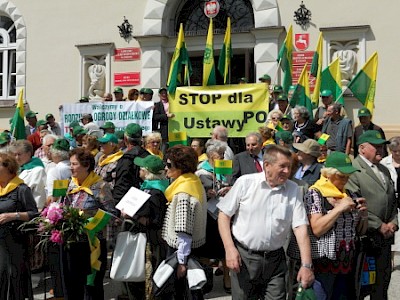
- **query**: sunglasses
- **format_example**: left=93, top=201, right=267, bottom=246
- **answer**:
left=166, top=162, right=173, bottom=169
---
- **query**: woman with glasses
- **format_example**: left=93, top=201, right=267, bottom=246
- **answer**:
left=162, top=145, right=207, bottom=299
left=144, top=132, right=163, bottom=159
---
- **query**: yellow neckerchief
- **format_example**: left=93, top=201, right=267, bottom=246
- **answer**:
left=310, top=175, right=348, bottom=198
left=0, top=176, right=24, bottom=197
left=98, top=150, right=124, bottom=167
left=90, top=149, right=99, bottom=157
left=146, top=148, right=164, bottom=159
left=164, top=173, right=204, bottom=204
left=198, top=153, right=208, bottom=163
left=262, top=138, right=275, bottom=147
left=69, top=171, right=102, bottom=196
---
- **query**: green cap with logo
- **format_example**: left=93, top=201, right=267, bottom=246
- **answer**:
left=158, top=87, right=167, bottom=94
left=125, top=123, right=142, bottom=138
left=357, top=130, right=389, bottom=145
left=113, top=87, right=123, bottom=94
left=52, top=138, right=70, bottom=152
left=100, top=121, right=115, bottom=130
left=281, top=114, right=293, bottom=121
left=98, top=133, right=118, bottom=144
left=134, top=155, right=165, bottom=174
left=358, top=107, right=372, bottom=117
left=73, top=126, right=88, bottom=136
left=69, top=121, right=80, bottom=128
left=45, top=113, right=54, bottom=120
left=275, top=131, right=293, bottom=144
left=273, top=85, right=283, bottom=93
left=25, top=111, right=38, bottom=118
left=142, top=88, right=154, bottom=95
left=114, top=130, right=125, bottom=140
left=79, top=96, right=89, bottom=103
left=258, top=74, right=271, bottom=81
left=325, top=151, right=359, bottom=174
left=0, top=132, right=10, bottom=145
left=277, top=93, right=288, bottom=101
left=239, top=77, right=248, bottom=83
left=320, top=89, right=332, bottom=97
left=37, top=119, right=48, bottom=127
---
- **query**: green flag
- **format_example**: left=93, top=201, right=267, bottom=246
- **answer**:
left=277, top=25, right=293, bottom=93
left=310, top=32, right=323, bottom=108
left=217, top=17, right=232, bottom=84
left=168, top=131, right=188, bottom=147
left=167, top=23, right=192, bottom=96
left=214, top=160, right=233, bottom=175
left=321, top=57, right=344, bottom=105
left=347, top=51, right=378, bottom=115
left=290, top=64, right=313, bottom=118
left=11, top=89, right=26, bottom=140
left=52, top=179, right=69, bottom=197
left=203, top=18, right=216, bottom=86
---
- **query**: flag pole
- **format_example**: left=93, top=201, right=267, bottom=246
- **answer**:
left=273, top=58, right=282, bottom=85
left=334, top=89, right=346, bottom=104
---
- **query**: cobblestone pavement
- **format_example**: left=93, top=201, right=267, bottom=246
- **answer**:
left=33, top=254, right=400, bottom=299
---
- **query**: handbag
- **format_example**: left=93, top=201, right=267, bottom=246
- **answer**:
left=110, top=220, right=147, bottom=282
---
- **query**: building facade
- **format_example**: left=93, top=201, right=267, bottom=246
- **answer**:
left=1, top=0, right=399, bottom=136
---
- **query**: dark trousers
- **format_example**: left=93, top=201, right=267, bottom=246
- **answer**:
left=232, top=243, right=286, bottom=300
left=370, top=241, right=392, bottom=300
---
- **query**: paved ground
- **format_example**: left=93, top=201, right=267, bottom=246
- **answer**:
left=33, top=254, right=400, bottom=299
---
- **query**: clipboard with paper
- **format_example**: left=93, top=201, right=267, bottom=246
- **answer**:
left=116, top=187, right=151, bottom=217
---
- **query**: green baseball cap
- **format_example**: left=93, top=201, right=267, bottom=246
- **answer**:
left=114, top=130, right=125, bottom=140
left=275, top=131, right=293, bottom=144
left=134, top=155, right=165, bottom=174
left=239, top=77, right=248, bottom=83
left=281, top=114, right=293, bottom=121
left=273, top=85, right=283, bottom=93
left=139, top=88, right=145, bottom=94
left=325, top=151, right=359, bottom=174
left=288, top=85, right=297, bottom=91
left=277, top=93, right=288, bottom=101
left=25, top=111, right=38, bottom=118
left=79, top=96, right=89, bottom=103
left=0, top=132, right=10, bottom=145
left=45, top=113, right=54, bottom=120
left=52, top=138, right=70, bottom=152
left=69, top=121, right=80, bottom=128
left=113, top=87, right=123, bottom=94
left=158, top=87, right=167, bottom=94
left=37, top=119, right=48, bottom=127
left=142, top=88, right=154, bottom=95
left=125, top=123, right=142, bottom=138
left=73, top=126, right=88, bottom=136
left=258, top=74, right=271, bottom=81
left=320, top=89, right=332, bottom=97
left=100, top=121, right=115, bottom=130
left=358, top=107, right=372, bottom=117
left=98, top=133, right=118, bottom=144
left=357, top=130, right=389, bottom=145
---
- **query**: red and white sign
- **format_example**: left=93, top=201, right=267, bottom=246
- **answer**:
left=292, top=51, right=316, bottom=92
left=294, top=33, right=310, bottom=51
left=114, top=72, right=140, bottom=86
left=204, top=1, right=220, bottom=18
left=114, top=48, right=141, bottom=61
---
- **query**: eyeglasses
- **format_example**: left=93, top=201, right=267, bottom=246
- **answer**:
left=150, top=141, right=161, bottom=144
left=166, top=162, right=173, bottom=169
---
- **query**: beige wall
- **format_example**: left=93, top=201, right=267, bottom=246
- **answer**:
left=1, top=0, right=399, bottom=136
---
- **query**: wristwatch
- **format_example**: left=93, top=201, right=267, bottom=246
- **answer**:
left=15, top=212, right=21, bottom=220
left=301, top=263, right=313, bottom=269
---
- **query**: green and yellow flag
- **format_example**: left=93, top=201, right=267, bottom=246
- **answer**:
left=167, top=23, right=192, bottom=96
left=290, top=64, right=313, bottom=118
left=214, top=159, right=233, bottom=175
left=168, top=131, right=188, bottom=147
left=217, top=17, right=232, bottom=84
left=347, top=51, right=378, bottom=115
left=321, top=57, right=343, bottom=105
left=310, top=32, right=323, bottom=108
left=85, top=209, right=113, bottom=285
left=11, top=89, right=26, bottom=140
left=318, top=133, right=330, bottom=145
left=203, top=18, right=216, bottom=86
left=52, top=179, right=69, bottom=197
left=277, top=25, right=293, bottom=93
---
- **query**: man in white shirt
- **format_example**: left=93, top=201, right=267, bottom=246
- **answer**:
left=218, top=145, right=314, bottom=299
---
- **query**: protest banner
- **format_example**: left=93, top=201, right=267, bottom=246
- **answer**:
left=60, top=101, right=154, bottom=135
left=168, top=83, right=269, bottom=137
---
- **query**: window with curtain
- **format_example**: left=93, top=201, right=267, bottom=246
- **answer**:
left=0, top=15, right=16, bottom=99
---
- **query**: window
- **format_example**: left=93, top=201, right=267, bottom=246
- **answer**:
left=0, top=16, right=16, bottom=99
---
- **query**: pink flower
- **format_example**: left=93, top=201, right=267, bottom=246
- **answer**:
left=50, top=230, right=63, bottom=244
left=41, top=207, right=48, bottom=217
left=38, top=223, right=46, bottom=233
left=46, top=203, right=63, bottom=224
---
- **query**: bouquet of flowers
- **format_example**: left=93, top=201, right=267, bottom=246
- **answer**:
left=20, top=202, right=89, bottom=250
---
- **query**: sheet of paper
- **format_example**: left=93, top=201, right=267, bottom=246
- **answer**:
left=116, top=187, right=151, bottom=217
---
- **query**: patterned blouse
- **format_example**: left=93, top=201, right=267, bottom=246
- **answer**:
left=94, top=161, right=119, bottom=190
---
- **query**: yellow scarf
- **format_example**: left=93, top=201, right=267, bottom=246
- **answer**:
left=69, top=171, right=102, bottom=195
left=164, top=173, right=204, bottom=204
left=198, top=153, right=208, bottom=163
left=90, top=149, right=99, bottom=157
left=262, top=138, right=275, bottom=147
left=98, top=150, right=124, bottom=167
left=310, top=176, right=348, bottom=199
left=146, top=149, right=164, bottom=159
left=0, top=176, right=24, bottom=197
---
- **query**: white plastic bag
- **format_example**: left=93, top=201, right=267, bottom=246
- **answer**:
left=110, top=229, right=147, bottom=282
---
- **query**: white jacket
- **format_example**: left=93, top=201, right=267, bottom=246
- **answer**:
left=20, top=166, right=47, bottom=210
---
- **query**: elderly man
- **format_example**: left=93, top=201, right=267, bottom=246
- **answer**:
left=218, top=145, right=314, bottom=299
left=346, top=130, right=398, bottom=300
left=232, top=132, right=264, bottom=183
left=353, top=107, right=388, bottom=157
left=314, top=89, right=347, bottom=126
left=103, top=92, right=113, bottom=102
left=113, top=87, right=125, bottom=101
left=321, top=103, right=353, bottom=154
left=80, top=113, right=102, bottom=138
left=211, top=125, right=235, bottom=160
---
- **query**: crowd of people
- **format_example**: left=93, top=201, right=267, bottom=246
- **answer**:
left=0, top=81, right=398, bottom=300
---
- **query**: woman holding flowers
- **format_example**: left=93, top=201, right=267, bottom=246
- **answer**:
left=64, top=148, right=117, bottom=300
left=0, top=153, right=38, bottom=300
